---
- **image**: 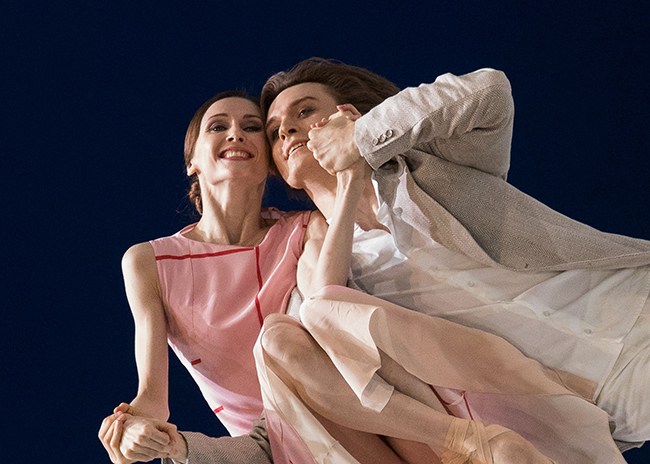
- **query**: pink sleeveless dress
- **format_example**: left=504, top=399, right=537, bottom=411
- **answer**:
left=150, top=209, right=310, bottom=436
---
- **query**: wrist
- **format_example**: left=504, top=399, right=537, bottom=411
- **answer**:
left=170, top=431, right=188, bottom=463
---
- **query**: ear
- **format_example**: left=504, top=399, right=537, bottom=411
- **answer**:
left=187, top=162, right=198, bottom=176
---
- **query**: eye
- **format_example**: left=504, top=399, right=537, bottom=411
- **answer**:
left=209, top=123, right=227, bottom=132
left=298, top=107, right=314, bottom=118
left=267, top=127, right=279, bottom=141
left=244, top=125, right=263, bottom=133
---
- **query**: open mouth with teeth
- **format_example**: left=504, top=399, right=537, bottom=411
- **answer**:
left=288, top=142, right=307, bottom=157
left=220, top=150, right=253, bottom=159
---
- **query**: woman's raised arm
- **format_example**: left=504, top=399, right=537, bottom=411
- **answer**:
left=297, top=159, right=367, bottom=298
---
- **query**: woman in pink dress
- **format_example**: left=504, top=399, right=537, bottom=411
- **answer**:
left=98, top=91, right=322, bottom=462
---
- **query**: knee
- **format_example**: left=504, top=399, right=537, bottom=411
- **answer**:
left=260, top=317, right=315, bottom=367
left=298, top=298, right=330, bottom=332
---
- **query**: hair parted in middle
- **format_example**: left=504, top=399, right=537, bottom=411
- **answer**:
left=183, top=90, right=262, bottom=215
left=261, top=57, right=400, bottom=117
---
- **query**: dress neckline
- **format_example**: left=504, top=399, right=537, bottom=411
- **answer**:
left=177, top=208, right=283, bottom=249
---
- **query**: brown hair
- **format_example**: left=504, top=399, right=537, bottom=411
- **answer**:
left=261, top=57, right=400, bottom=117
left=184, top=90, right=261, bottom=215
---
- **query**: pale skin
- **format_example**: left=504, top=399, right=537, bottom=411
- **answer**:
left=99, top=86, right=550, bottom=463
left=98, top=96, right=332, bottom=464
left=263, top=82, right=554, bottom=463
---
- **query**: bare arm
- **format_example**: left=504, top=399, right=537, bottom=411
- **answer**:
left=297, top=159, right=367, bottom=298
left=99, top=243, right=171, bottom=463
left=121, top=242, right=170, bottom=421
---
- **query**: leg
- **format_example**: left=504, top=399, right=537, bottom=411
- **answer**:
left=376, top=349, right=446, bottom=414
left=260, top=315, right=452, bottom=451
left=261, top=315, right=553, bottom=463
left=260, top=314, right=441, bottom=462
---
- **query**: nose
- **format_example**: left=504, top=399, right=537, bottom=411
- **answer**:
left=278, top=119, right=297, bottom=142
left=227, top=126, right=245, bottom=142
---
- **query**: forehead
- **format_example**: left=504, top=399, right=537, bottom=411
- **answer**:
left=203, top=97, right=262, bottom=122
left=267, top=83, right=336, bottom=121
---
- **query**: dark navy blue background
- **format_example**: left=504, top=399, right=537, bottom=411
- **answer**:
left=1, top=1, right=648, bottom=462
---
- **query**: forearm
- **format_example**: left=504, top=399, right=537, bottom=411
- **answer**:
left=356, top=68, right=513, bottom=177
left=312, top=172, right=363, bottom=290
left=175, top=427, right=272, bottom=464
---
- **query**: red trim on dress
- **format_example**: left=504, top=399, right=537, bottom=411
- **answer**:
left=213, top=406, right=224, bottom=414
left=155, top=248, right=253, bottom=261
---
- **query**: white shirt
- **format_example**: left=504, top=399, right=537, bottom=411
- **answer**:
left=349, top=181, right=650, bottom=396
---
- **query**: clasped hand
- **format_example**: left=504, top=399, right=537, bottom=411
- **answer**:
left=98, top=403, right=186, bottom=463
left=307, top=104, right=363, bottom=175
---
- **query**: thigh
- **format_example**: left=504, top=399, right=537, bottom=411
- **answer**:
left=597, top=299, right=650, bottom=442
left=311, top=410, right=408, bottom=464
left=383, top=437, right=442, bottom=464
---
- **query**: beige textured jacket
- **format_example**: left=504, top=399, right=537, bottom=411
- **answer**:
left=160, top=416, right=272, bottom=464
left=356, top=69, right=650, bottom=272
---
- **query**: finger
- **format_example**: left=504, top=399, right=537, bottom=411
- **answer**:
left=101, top=422, right=116, bottom=462
left=122, top=420, right=172, bottom=450
left=103, top=419, right=121, bottom=463
left=122, top=425, right=171, bottom=461
left=99, top=414, right=117, bottom=441
left=143, top=422, right=172, bottom=446
left=110, top=418, right=126, bottom=458
left=121, top=444, right=154, bottom=462
left=114, top=402, right=132, bottom=414
left=156, top=421, right=179, bottom=445
left=337, top=104, right=361, bottom=117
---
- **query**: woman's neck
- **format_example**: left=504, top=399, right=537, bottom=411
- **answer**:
left=190, top=182, right=269, bottom=246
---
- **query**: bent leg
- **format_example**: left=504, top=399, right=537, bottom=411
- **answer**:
left=260, top=314, right=442, bottom=462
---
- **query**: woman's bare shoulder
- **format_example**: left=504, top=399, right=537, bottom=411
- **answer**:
left=122, top=242, right=157, bottom=275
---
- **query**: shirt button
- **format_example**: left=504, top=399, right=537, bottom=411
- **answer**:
left=543, top=311, right=551, bottom=317
left=584, top=329, right=593, bottom=335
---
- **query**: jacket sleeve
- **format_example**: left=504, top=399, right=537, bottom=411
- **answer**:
left=355, top=69, right=514, bottom=179
left=161, top=415, right=273, bottom=464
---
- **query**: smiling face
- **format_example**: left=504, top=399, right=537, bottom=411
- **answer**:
left=265, top=83, right=339, bottom=189
left=189, top=97, right=269, bottom=188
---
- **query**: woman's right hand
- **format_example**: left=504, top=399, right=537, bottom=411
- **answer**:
left=99, top=404, right=183, bottom=463
left=98, top=407, right=131, bottom=464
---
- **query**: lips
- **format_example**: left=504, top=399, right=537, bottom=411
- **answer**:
left=219, top=149, right=253, bottom=159
left=286, top=140, right=309, bottom=158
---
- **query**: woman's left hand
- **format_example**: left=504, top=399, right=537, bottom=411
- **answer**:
left=308, top=104, right=363, bottom=175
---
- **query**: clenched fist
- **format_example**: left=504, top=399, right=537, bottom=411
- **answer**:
left=307, top=104, right=364, bottom=174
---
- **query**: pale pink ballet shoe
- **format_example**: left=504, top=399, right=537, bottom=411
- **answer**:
left=439, top=418, right=556, bottom=464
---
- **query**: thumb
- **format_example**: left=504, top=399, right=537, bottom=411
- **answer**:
left=336, top=104, right=362, bottom=120
left=113, top=403, right=133, bottom=414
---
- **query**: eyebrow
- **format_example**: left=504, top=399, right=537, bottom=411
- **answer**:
left=208, top=113, right=263, bottom=121
left=266, top=96, right=318, bottom=127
